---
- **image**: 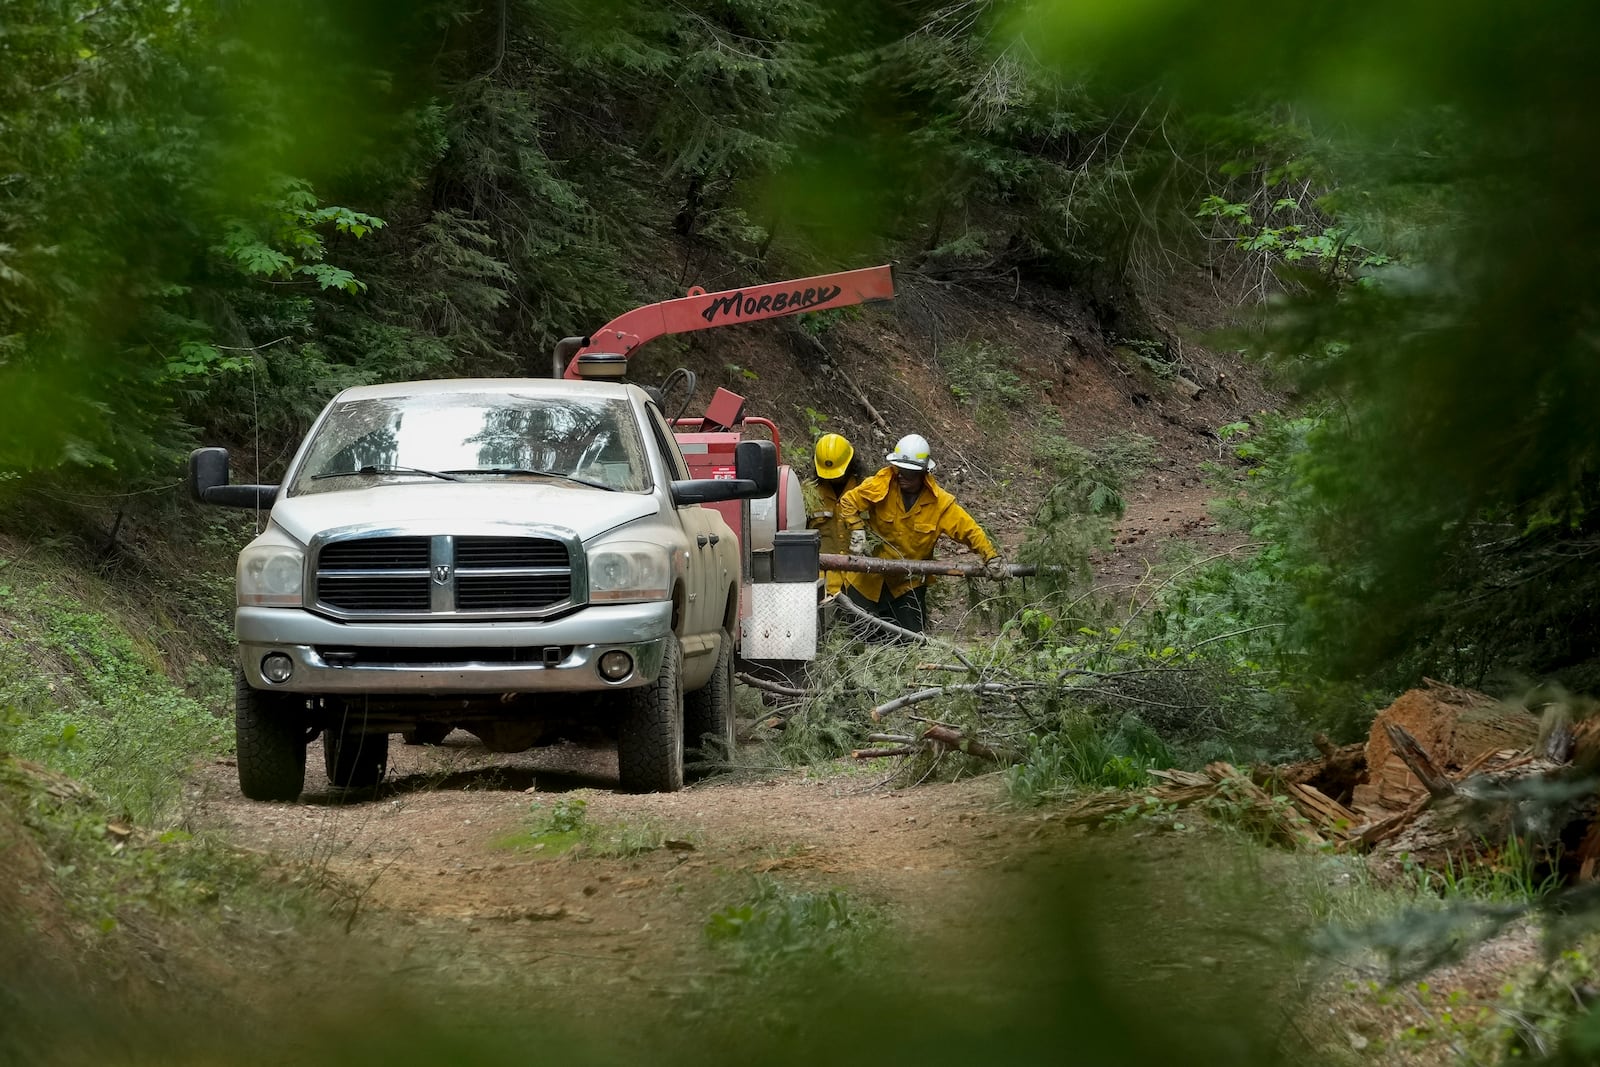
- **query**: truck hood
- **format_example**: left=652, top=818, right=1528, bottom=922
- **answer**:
left=268, top=482, right=661, bottom=546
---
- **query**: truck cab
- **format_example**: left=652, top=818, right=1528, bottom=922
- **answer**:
left=191, top=376, right=776, bottom=800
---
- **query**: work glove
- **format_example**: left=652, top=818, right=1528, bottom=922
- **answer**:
left=849, top=529, right=868, bottom=555
left=983, top=556, right=1009, bottom=581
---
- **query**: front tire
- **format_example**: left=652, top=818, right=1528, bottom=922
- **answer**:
left=235, top=669, right=307, bottom=802
left=685, top=628, right=736, bottom=770
left=617, top=633, right=684, bottom=793
left=324, top=725, right=389, bottom=789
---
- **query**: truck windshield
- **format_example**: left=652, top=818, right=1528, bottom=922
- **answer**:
left=290, top=393, right=651, bottom=495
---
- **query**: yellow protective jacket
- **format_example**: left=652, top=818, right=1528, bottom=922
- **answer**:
left=806, top=474, right=860, bottom=596
left=837, top=467, right=997, bottom=601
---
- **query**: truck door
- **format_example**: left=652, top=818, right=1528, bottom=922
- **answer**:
left=644, top=403, right=720, bottom=637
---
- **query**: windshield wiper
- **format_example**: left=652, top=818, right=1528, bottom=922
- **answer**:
left=444, top=468, right=618, bottom=492
left=311, top=465, right=463, bottom=482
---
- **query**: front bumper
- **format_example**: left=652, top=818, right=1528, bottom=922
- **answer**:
left=236, top=601, right=671, bottom=694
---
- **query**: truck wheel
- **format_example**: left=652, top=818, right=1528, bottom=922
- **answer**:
left=685, top=628, right=736, bottom=769
left=324, top=725, right=390, bottom=789
left=617, top=632, right=684, bottom=793
left=235, top=669, right=307, bottom=802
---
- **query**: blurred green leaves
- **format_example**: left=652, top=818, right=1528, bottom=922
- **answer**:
left=0, top=0, right=424, bottom=478
left=1011, top=0, right=1600, bottom=686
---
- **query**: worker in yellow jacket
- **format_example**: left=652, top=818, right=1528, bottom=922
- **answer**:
left=806, top=433, right=866, bottom=596
left=838, top=433, right=1007, bottom=634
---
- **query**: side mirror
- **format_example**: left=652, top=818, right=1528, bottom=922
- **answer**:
left=735, top=439, right=778, bottom=497
left=670, top=440, right=778, bottom=506
left=188, top=447, right=280, bottom=509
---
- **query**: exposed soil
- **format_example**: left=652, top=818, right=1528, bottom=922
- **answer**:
left=180, top=727, right=1323, bottom=1063
left=186, top=735, right=1059, bottom=1004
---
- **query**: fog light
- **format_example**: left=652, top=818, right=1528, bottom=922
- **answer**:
left=261, top=653, right=294, bottom=684
left=598, top=650, right=633, bottom=681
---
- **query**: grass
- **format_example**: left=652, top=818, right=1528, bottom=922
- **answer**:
left=0, top=560, right=231, bottom=826
left=1, top=756, right=317, bottom=951
left=703, top=875, right=871, bottom=975
left=492, top=794, right=672, bottom=858
left=936, top=340, right=1031, bottom=431
left=1005, top=713, right=1176, bottom=804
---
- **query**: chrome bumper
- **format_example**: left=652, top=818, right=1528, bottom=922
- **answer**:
left=236, top=602, right=671, bottom=693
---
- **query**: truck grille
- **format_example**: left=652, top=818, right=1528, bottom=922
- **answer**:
left=315, top=534, right=573, bottom=617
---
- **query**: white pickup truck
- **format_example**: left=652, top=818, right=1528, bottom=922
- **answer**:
left=190, top=376, right=777, bottom=800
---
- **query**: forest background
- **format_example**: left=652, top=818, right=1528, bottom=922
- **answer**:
left=6, top=0, right=1595, bottom=706
left=3, top=1, right=1600, bottom=1062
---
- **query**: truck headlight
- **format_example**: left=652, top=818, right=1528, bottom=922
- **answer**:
left=238, top=544, right=305, bottom=607
left=587, top=543, right=669, bottom=603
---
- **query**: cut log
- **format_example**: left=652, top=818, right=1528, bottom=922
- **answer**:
left=1351, top=684, right=1538, bottom=815
left=1364, top=754, right=1586, bottom=874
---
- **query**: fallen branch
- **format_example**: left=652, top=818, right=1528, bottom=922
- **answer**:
left=819, top=553, right=1044, bottom=578
left=735, top=672, right=811, bottom=698
left=921, top=724, right=1017, bottom=763
left=851, top=745, right=919, bottom=760
left=851, top=725, right=1019, bottom=763
left=833, top=592, right=976, bottom=669
left=871, top=681, right=1036, bottom=721
left=790, top=327, right=890, bottom=433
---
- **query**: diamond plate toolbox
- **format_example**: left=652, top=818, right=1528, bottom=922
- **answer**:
left=740, top=582, right=818, bottom=660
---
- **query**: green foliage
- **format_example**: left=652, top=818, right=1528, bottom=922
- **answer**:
left=1196, top=194, right=1386, bottom=278
left=1016, top=0, right=1600, bottom=690
left=1402, top=837, right=1561, bottom=907
left=936, top=340, right=1029, bottom=430
left=0, top=0, right=421, bottom=479
left=1, top=761, right=313, bottom=945
left=0, top=575, right=228, bottom=825
left=494, top=793, right=668, bottom=859
left=704, top=876, right=868, bottom=974
left=1005, top=714, right=1173, bottom=804
left=1013, top=429, right=1155, bottom=597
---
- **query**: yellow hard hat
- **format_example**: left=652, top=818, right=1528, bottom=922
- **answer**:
left=814, top=433, right=854, bottom=479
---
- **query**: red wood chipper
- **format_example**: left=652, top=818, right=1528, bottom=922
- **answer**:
left=553, top=265, right=897, bottom=669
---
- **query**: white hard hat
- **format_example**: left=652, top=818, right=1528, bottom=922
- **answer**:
left=887, top=433, right=936, bottom=472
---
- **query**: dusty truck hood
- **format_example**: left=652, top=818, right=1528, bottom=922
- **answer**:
left=266, top=482, right=661, bottom=546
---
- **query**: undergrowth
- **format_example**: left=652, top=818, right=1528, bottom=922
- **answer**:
left=0, top=560, right=230, bottom=825
left=1005, top=714, right=1175, bottom=805
left=1, top=757, right=315, bottom=947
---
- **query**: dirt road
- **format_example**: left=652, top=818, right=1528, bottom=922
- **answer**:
left=185, top=726, right=1312, bottom=1055
left=187, top=734, right=1077, bottom=1003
